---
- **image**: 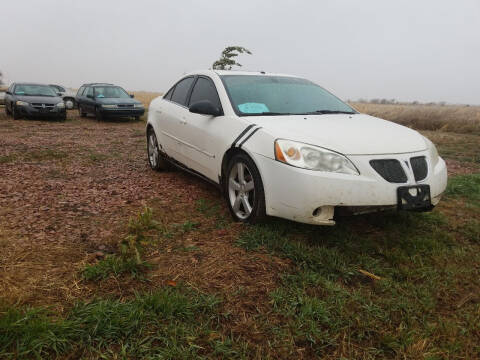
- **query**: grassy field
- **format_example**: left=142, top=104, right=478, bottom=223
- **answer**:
left=0, top=101, right=479, bottom=359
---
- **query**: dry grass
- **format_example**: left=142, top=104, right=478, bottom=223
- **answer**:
left=351, top=102, right=480, bottom=135
left=132, top=91, right=162, bottom=107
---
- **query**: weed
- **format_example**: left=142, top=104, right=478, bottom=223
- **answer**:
left=82, top=256, right=148, bottom=280
left=120, top=206, right=164, bottom=264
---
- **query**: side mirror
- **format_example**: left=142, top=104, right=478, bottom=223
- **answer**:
left=189, top=100, right=222, bottom=117
left=57, top=92, right=62, bottom=97
left=6, top=91, right=11, bottom=95
left=87, top=94, right=94, bottom=99
left=130, top=94, right=134, bottom=98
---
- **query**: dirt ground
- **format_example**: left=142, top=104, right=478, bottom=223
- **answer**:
left=0, top=109, right=288, bottom=325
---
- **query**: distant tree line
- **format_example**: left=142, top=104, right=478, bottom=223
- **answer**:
left=0, top=70, right=3, bottom=85
left=353, top=98, right=447, bottom=106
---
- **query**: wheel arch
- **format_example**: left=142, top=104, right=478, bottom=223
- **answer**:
left=220, top=147, right=268, bottom=204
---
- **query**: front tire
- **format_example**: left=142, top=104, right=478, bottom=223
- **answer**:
left=147, top=128, right=170, bottom=171
left=12, top=106, right=21, bottom=120
left=225, top=153, right=266, bottom=223
left=95, top=107, right=103, bottom=121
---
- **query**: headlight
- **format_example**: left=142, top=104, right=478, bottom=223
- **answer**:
left=274, top=139, right=359, bottom=175
left=16, top=101, right=29, bottom=106
left=102, top=104, right=117, bottom=109
left=134, top=104, right=144, bottom=108
left=56, top=102, right=65, bottom=108
left=423, top=136, right=439, bottom=165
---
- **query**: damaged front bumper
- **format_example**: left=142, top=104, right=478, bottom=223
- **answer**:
left=253, top=150, right=448, bottom=225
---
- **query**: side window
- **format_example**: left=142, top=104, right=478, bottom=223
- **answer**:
left=170, top=77, right=194, bottom=106
left=57, top=86, right=66, bottom=92
left=189, top=77, right=221, bottom=108
left=164, top=86, right=175, bottom=100
left=85, top=87, right=93, bottom=98
left=76, top=86, right=84, bottom=96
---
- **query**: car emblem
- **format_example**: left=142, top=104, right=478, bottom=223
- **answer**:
left=42, top=104, right=46, bottom=109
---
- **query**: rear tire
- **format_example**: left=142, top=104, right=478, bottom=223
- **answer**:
left=79, top=105, right=87, bottom=117
left=147, top=127, right=170, bottom=171
left=225, top=153, right=266, bottom=223
left=5, top=105, right=11, bottom=116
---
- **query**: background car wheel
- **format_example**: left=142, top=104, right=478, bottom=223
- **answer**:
left=225, top=153, right=266, bottom=223
left=79, top=105, right=87, bottom=117
left=95, top=107, right=103, bottom=121
left=64, top=98, right=75, bottom=109
left=147, top=128, right=170, bottom=171
left=12, top=106, right=21, bottom=120
left=5, top=105, right=11, bottom=116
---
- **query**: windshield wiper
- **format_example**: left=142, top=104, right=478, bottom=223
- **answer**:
left=242, top=112, right=293, bottom=116
left=305, top=110, right=356, bottom=115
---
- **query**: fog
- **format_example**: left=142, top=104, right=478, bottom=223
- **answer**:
left=1, top=0, right=479, bottom=104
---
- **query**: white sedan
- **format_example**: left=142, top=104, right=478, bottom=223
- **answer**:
left=146, top=70, right=447, bottom=225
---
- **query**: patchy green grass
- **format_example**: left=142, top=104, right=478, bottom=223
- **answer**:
left=235, top=177, right=480, bottom=359
left=0, top=149, right=67, bottom=164
left=24, top=149, right=68, bottom=162
left=82, top=256, right=149, bottom=281
left=0, top=287, right=245, bottom=359
left=445, top=173, right=480, bottom=206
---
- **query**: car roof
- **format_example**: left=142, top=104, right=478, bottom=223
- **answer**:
left=80, top=83, right=115, bottom=87
left=184, top=69, right=300, bottom=78
left=12, top=82, right=53, bottom=86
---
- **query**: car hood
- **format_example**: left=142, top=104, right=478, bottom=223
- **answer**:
left=16, top=95, right=63, bottom=104
left=96, top=98, right=141, bottom=105
left=249, top=113, right=427, bottom=155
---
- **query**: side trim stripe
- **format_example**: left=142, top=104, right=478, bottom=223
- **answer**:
left=231, top=124, right=256, bottom=148
left=238, top=127, right=262, bottom=148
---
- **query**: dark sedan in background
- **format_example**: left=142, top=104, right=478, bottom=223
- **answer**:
left=75, top=83, right=145, bottom=121
left=4, top=83, right=66, bottom=121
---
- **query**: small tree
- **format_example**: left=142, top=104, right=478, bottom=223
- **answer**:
left=212, top=46, right=252, bottom=70
left=0, top=71, right=3, bottom=85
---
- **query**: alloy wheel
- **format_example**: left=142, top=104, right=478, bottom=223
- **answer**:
left=148, top=132, right=159, bottom=168
left=228, top=162, right=255, bottom=219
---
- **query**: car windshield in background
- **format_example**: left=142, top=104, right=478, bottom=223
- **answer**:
left=14, top=85, right=57, bottom=97
left=94, top=86, right=130, bottom=99
left=221, top=75, right=356, bottom=116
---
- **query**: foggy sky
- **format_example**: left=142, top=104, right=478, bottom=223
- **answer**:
left=1, top=0, right=479, bottom=104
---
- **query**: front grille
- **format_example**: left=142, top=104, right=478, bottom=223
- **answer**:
left=410, top=156, right=428, bottom=181
left=370, top=159, right=407, bottom=183
left=31, top=103, right=55, bottom=110
left=117, top=104, right=134, bottom=108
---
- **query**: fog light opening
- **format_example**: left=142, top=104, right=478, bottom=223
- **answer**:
left=312, top=207, right=322, bottom=217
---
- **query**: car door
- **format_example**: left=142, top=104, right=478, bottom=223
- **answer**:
left=5, top=83, right=14, bottom=111
left=155, top=76, right=195, bottom=164
left=180, top=76, right=225, bottom=181
left=84, top=86, right=96, bottom=114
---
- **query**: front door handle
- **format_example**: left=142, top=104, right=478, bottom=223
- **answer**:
left=180, top=118, right=187, bottom=125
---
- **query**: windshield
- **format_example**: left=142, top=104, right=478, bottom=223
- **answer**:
left=14, top=84, right=57, bottom=97
left=221, top=75, right=356, bottom=116
left=94, top=86, right=130, bottom=99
